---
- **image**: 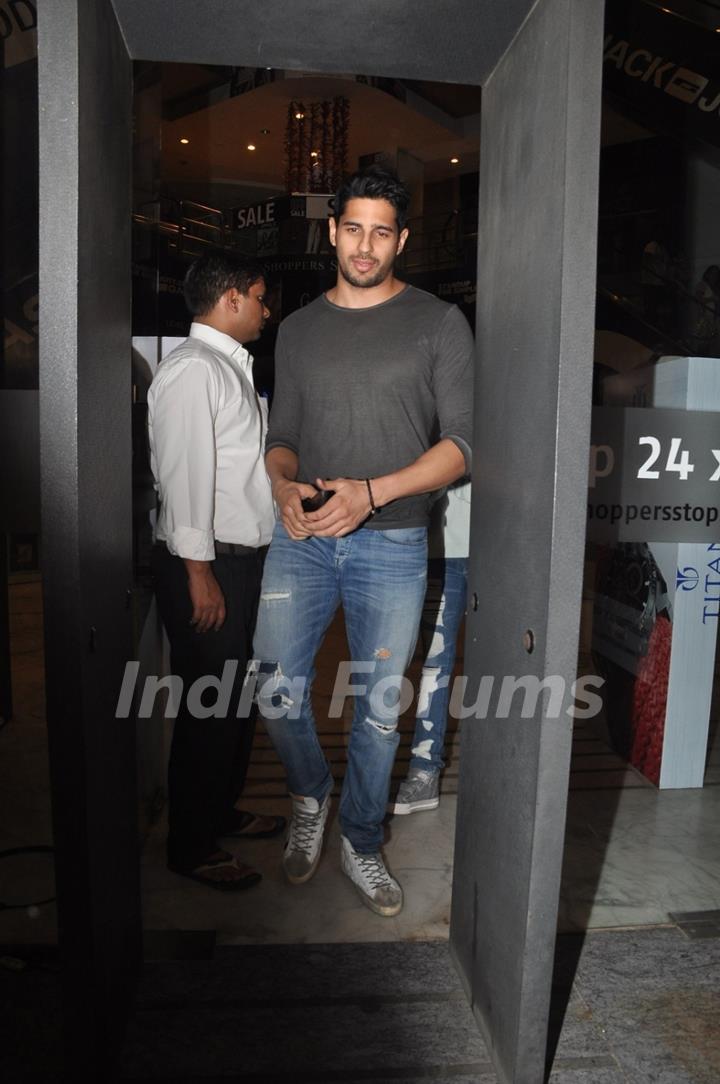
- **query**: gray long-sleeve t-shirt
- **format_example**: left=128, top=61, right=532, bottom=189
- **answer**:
left=266, top=284, right=474, bottom=529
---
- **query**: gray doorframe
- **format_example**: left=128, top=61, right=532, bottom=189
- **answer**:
left=450, top=2, right=603, bottom=1081
left=38, top=1, right=602, bottom=1077
left=38, top=0, right=138, bottom=1066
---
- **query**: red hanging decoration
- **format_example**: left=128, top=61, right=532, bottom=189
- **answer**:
left=321, top=99, right=333, bottom=194
left=285, top=100, right=305, bottom=193
left=629, top=613, right=672, bottom=785
left=309, top=102, right=323, bottom=192
left=332, top=97, right=349, bottom=193
left=284, top=95, right=349, bottom=195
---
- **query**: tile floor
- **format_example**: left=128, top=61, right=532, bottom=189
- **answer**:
left=115, top=933, right=720, bottom=1083
left=8, top=934, right=719, bottom=1082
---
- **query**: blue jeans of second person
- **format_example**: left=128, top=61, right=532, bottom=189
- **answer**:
left=409, top=557, right=468, bottom=774
left=251, top=521, right=428, bottom=853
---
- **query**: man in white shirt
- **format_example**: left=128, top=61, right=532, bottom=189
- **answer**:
left=148, top=253, right=283, bottom=890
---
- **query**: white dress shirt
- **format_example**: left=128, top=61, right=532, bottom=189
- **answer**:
left=428, top=478, right=471, bottom=559
left=148, top=322, right=275, bottom=560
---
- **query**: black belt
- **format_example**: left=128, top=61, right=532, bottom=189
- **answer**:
left=214, top=541, right=265, bottom=557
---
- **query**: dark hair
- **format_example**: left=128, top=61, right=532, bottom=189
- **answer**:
left=333, top=165, right=411, bottom=232
left=183, top=252, right=265, bottom=316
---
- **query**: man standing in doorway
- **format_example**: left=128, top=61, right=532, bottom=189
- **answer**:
left=148, top=253, right=284, bottom=891
left=251, top=166, right=474, bottom=916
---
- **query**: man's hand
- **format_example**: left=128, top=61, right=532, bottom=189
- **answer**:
left=273, top=477, right=318, bottom=540
left=304, top=477, right=373, bottom=537
left=184, top=560, right=226, bottom=632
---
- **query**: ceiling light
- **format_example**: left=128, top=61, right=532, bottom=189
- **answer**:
left=310, top=150, right=319, bottom=158
left=450, top=156, right=460, bottom=164
left=247, top=143, right=256, bottom=151
left=179, top=137, right=189, bottom=145
left=295, top=111, right=305, bottom=120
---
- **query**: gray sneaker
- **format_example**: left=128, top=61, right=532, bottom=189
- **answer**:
left=392, top=767, right=440, bottom=815
left=340, top=836, right=403, bottom=917
left=282, top=792, right=330, bottom=884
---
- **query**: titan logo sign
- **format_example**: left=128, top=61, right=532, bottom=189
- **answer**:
left=604, top=34, right=720, bottom=116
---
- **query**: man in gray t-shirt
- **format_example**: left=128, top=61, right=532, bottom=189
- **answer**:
left=251, top=165, right=474, bottom=918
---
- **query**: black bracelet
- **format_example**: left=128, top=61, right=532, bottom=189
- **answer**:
left=365, top=478, right=376, bottom=515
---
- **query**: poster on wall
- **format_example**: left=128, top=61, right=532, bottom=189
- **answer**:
left=588, top=364, right=719, bottom=788
left=591, top=540, right=672, bottom=785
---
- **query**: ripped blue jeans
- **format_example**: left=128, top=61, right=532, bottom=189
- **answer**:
left=410, top=557, right=468, bottom=774
left=250, top=520, right=427, bottom=852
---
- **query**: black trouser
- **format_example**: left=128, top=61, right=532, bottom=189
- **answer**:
left=151, top=544, right=265, bottom=870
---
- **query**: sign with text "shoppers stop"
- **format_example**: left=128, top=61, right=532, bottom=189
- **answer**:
left=587, top=407, right=720, bottom=543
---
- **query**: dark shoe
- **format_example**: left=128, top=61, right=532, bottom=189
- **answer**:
left=391, top=767, right=440, bottom=815
left=168, top=850, right=262, bottom=891
left=221, top=810, right=286, bottom=839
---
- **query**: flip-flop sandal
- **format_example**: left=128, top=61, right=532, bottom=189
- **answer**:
left=168, top=852, right=262, bottom=891
left=222, top=810, right=287, bottom=839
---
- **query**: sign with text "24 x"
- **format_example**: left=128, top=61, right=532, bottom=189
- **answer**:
left=587, top=406, right=720, bottom=542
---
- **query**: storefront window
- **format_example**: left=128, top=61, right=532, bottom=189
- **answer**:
left=584, top=0, right=720, bottom=791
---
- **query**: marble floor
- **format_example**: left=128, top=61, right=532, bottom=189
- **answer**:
left=135, top=782, right=720, bottom=946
